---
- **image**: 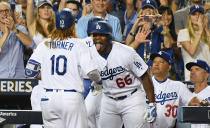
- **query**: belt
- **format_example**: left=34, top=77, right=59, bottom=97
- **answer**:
left=45, top=89, right=77, bottom=92
left=108, top=89, right=137, bottom=100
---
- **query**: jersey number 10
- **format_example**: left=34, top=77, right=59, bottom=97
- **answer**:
left=51, top=55, right=67, bottom=75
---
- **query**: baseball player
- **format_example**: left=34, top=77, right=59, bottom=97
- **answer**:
left=86, top=20, right=157, bottom=128
left=186, top=59, right=210, bottom=128
left=148, top=51, right=207, bottom=128
left=25, top=8, right=102, bottom=128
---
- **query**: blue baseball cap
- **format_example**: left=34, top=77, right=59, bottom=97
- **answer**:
left=150, top=51, right=172, bottom=64
left=142, top=0, right=157, bottom=9
left=186, top=59, right=210, bottom=73
left=56, top=8, right=75, bottom=30
left=67, top=0, right=81, bottom=7
left=189, top=5, right=205, bottom=14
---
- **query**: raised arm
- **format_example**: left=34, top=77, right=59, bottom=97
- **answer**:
left=58, top=0, right=66, bottom=12
left=125, top=0, right=135, bottom=20
left=26, top=0, right=35, bottom=33
left=179, top=16, right=204, bottom=56
left=180, top=33, right=201, bottom=56
left=13, top=28, right=32, bottom=46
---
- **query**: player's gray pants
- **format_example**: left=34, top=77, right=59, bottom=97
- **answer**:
left=99, top=90, right=147, bottom=128
left=41, top=91, right=88, bottom=128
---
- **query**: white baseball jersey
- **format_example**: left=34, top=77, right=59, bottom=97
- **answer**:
left=29, top=38, right=98, bottom=93
left=100, top=41, right=148, bottom=98
left=149, top=77, right=194, bottom=128
left=191, top=86, right=210, bottom=128
left=82, top=37, right=107, bottom=76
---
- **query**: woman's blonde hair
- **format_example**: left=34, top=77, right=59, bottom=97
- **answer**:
left=35, top=7, right=56, bottom=38
left=45, top=24, right=77, bottom=48
left=50, top=24, right=77, bottom=40
left=186, top=15, right=210, bottom=50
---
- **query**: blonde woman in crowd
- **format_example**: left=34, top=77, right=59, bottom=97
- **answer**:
left=178, top=5, right=210, bottom=81
left=27, top=0, right=55, bottom=47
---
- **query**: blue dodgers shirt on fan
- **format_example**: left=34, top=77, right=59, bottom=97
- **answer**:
left=49, top=41, right=74, bottom=51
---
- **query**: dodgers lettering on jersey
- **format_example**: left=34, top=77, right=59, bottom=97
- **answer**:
left=100, top=66, right=125, bottom=80
left=146, top=91, right=178, bottom=105
left=49, top=41, right=74, bottom=51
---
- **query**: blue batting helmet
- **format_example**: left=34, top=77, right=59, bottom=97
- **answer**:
left=87, top=16, right=104, bottom=34
left=87, top=19, right=112, bottom=37
left=56, top=8, right=75, bottom=30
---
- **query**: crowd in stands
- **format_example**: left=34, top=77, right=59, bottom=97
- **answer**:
left=0, top=0, right=210, bottom=81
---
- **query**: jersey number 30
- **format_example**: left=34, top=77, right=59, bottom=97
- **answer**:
left=50, top=55, right=67, bottom=75
left=165, top=104, right=178, bottom=118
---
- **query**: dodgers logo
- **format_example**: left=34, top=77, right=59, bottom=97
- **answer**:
left=100, top=66, right=125, bottom=80
left=146, top=0, right=150, bottom=4
left=60, top=20, right=65, bottom=28
left=134, top=61, right=143, bottom=69
left=96, top=23, right=101, bottom=30
left=195, top=5, right=199, bottom=9
left=146, top=91, right=178, bottom=105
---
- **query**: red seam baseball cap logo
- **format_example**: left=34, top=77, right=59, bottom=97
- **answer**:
left=0, top=112, right=17, bottom=117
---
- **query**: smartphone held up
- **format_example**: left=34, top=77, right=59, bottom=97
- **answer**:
left=15, top=4, right=22, bottom=17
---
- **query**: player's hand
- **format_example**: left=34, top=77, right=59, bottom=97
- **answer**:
left=90, top=81, right=103, bottom=96
left=200, top=100, right=210, bottom=106
left=144, top=102, right=157, bottom=123
left=134, top=23, right=151, bottom=44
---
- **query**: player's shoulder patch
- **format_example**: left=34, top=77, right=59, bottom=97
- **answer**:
left=83, top=37, right=94, bottom=47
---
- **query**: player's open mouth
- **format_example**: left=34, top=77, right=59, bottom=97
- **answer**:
left=94, top=42, right=103, bottom=50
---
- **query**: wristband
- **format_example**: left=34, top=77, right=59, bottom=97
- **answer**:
left=129, top=32, right=135, bottom=37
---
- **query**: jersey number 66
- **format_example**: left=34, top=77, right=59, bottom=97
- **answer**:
left=116, top=75, right=132, bottom=88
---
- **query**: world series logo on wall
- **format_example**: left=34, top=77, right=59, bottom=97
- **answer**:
left=0, top=79, right=38, bottom=95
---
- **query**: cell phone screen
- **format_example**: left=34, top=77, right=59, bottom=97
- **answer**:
left=144, top=16, right=151, bottom=23
left=15, top=4, right=22, bottom=17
